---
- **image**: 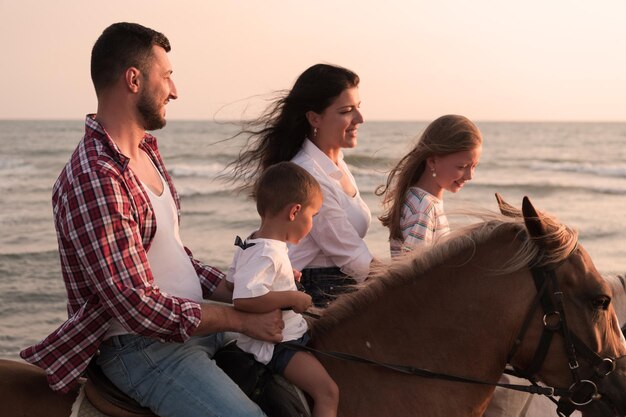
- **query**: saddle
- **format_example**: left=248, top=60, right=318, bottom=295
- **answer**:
left=84, top=342, right=311, bottom=417
left=84, top=363, right=156, bottom=417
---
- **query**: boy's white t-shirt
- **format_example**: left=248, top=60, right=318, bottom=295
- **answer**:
left=226, top=237, right=308, bottom=364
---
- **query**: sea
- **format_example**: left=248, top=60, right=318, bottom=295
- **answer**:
left=1, top=120, right=625, bottom=360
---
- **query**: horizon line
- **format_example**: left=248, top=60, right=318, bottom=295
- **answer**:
left=1, top=117, right=626, bottom=124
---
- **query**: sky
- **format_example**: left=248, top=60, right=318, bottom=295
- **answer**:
left=1, top=0, right=625, bottom=122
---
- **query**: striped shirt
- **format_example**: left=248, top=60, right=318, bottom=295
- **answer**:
left=20, top=115, right=223, bottom=393
left=390, top=187, right=450, bottom=258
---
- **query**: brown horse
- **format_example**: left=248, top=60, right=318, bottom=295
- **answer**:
left=1, top=196, right=625, bottom=417
left=308, top=195, right=626, bottom=417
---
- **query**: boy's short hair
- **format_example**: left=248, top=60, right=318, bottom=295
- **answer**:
left=253, top=162, right=321, bottom=217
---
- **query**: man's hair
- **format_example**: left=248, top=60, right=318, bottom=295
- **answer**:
left=253, top=162, right=322, bottom=217
left=91, top=22, right=171, bottom=96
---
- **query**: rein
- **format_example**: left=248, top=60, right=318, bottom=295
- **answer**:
left=289, top=242, right=621, bottom=416
left=283, top=342, right=564, bottom=396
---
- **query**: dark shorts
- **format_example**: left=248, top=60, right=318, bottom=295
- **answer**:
left=300, top=267, right=357, bottom=308
left=267, top=333, right=310, bottom=375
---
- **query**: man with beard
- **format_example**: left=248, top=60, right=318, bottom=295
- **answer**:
left=20, top=22, right=281, bottom=417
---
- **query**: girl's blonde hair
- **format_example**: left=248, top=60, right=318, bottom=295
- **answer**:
left=376, top=114, right=482, bottom=241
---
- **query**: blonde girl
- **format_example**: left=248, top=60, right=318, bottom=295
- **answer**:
left=377, top=114, right=483, bottom=258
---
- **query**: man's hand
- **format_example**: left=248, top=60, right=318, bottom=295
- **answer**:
left=240, top=309, right=284, bottom=343
left=196, top=303, right=283, bottom=343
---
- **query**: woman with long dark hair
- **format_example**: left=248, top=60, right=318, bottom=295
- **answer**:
left=231, top=64, right=373, bottom=307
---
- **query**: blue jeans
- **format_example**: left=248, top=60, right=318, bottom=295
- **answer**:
left=97, top=333, right=266, bottom=417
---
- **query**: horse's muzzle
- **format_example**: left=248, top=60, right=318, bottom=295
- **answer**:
left=582, top=368, right=626, bottom=417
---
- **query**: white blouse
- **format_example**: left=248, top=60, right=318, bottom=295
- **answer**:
left=289, top=139, right=372, bottom=281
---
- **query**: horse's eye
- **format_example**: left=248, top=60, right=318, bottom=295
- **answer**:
left=591, top=296, right=611, bottom=311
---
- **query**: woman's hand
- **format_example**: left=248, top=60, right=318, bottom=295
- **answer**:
left=365, top=257, right=384, bottom=281
left=293, top=268, right=302, bottom=282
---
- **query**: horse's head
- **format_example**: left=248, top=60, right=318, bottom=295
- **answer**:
left=499, top=195, right=626, bottom=417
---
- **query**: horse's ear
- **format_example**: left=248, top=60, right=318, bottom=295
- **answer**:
left=522, top=196, right=547, bottom=240
left=495, top=193, right=521, bottom=217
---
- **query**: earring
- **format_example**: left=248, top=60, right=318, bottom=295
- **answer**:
left=431, top=168, right=437, bottom=178
left=313, top=127, right=318, bottom=139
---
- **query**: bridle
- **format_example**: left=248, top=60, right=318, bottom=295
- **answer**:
left=506, top=243, right=620, bottom=416
left=288, top=243, right=623, bottom=416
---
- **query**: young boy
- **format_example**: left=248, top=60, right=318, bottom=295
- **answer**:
left=226, top=162, right=339, bottom=417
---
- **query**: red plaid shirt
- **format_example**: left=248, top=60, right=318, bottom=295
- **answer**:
left=20, top=115, right=223, bottom=393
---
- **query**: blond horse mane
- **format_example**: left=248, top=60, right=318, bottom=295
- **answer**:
left=312, top=208, right=579, bottom=338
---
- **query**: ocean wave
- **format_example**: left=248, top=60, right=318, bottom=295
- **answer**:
left=471, top=180, right=626, bottom=196
left=169, top=162, right=228, bottom=178
left=0, top=158, right=28, bottom=171
left=0, top=249, right=59, bottom=259
left=349, top=160, right=500, bottom=180
left=348, top=164, right=388, bottom=178
left=344, top=153, right=396, bottom=167
left=34, top=159, right=619, bottom=200
left=169, top=157, right=395, bottom=179
left=529, top=161, right=626, bottom=178
left=177, top=188, right=238, bottom=199
left=582, top=229, right=620, bottom=241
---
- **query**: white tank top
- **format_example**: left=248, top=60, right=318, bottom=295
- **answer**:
left=105, top=167, right=202, bottom=338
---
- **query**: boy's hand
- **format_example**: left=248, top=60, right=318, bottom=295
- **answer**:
left=291, top=292, right=312, bottom=313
